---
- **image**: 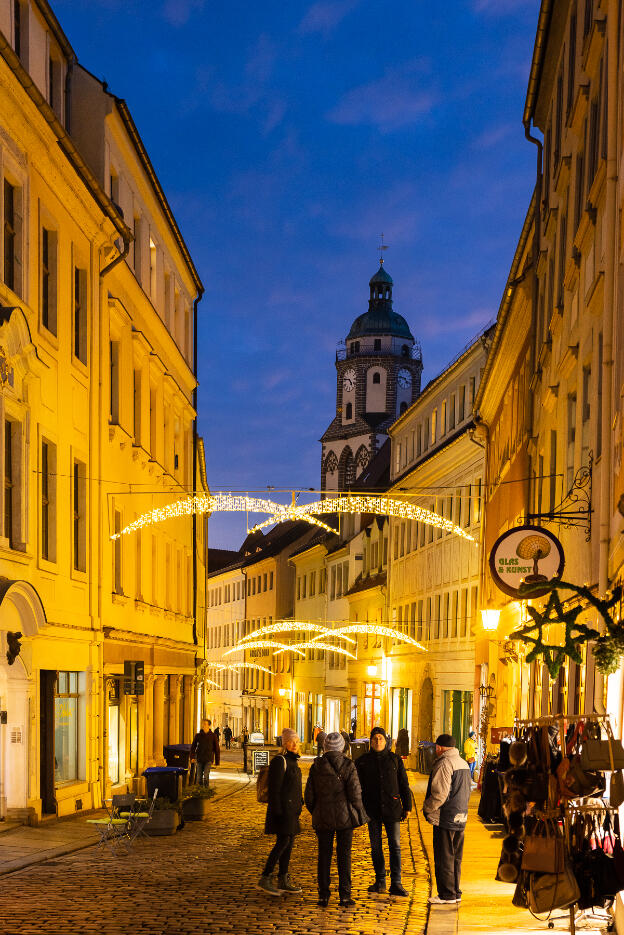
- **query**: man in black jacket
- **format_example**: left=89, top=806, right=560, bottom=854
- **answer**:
left=356, top=727, right=412, bottom=897
left=190, top=719, right=220, bottom=787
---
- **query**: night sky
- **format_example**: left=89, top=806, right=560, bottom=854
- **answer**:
left=54, top=0, right=538, bottom=548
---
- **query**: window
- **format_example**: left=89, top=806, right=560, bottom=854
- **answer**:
left=345, top=402, right=352, bottom=419
left=374, top=338, right=381, bottom=351
left=567, top=14, right=577, bottom=117
left=73, top=460, right=86, bottom=572
left=431, top=410, right=437, bottom=445
left=113, top=510, right=122, bottom=593
left=424, top=418, right=429, bottom=451
left=41, top=227, right=58, bottom=335
left=459, top=385, right=466, bottom=421
left=3, top=179, right=21, bottom=295
left=372, top=371, right=381, bottom=384
left=135, top=525, right=142, bottom=599
left=55, top=672, right=84, bottom=784
left=41, top=440, right=56, bottom=562
left=441, top=400, right=447, bottom=435
left=310, top=570, right=316, bottom=596
left=133, top=369, right=142, bottom=444
left=597, top=333, right=603, bottom=458
left=416, top=424, right=422, bottom=456
left=74, top=267, right=87, bottom=363
left=4, top=420, right=16, bottom=548
left=133, top=215, right=141, bottom=278
left=269, top=571, right=274, bottom=589
left=110, top=341, right=120, bottom=423
left=448, top=395, right=456, bottom=430
left=13, top=1, right=22, bottom=59
left=149, top=236, right=157, bottom=301
left=150, top=387, right=157, bottom=455
left=48, top=51, right=62, bottom=118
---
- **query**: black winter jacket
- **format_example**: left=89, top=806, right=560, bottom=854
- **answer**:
left=190, top=729, right=220, bottom=765
left=356, top=749, right=412, bottom=822
left=264, top=751, right=303, bottom=836
left=304, top=751, right=368, bottom=832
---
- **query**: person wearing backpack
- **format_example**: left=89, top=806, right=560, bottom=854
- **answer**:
left=257, top=728, right=303, bottom=897
left=304, top=731, right=368, bottom=908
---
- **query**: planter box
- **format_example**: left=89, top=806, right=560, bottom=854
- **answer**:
left=182, top=797, right=210, bottom=821
left=145, top=809, right=178, bottom=836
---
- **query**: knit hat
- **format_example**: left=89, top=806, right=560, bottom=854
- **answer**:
left=435, top=733, right=455, bottom=748
left=281, top=727, right=298, bottom=745
left=370, top=726, right=388, bottom=742
left=323, top=731, right=344, bottom=753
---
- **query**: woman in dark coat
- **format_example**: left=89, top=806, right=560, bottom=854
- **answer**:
left=304, top=731, right=368, bottom=908
left=257, top=728, right=303, bottom=897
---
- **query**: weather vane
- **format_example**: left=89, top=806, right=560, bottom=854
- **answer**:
left=378, top=233, right=389, bottom=265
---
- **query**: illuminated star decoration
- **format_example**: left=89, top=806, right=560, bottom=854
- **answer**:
left=516, top=588, right=599, bottom=678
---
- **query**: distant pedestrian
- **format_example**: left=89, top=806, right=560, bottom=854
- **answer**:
left=257, top=728, right=303, bottom=897
left=316, top=730, right=326, bottom=757
left=190, top=719, right=220, bottom=788
left=313, top=725, right=321, bottom=744
left=356, top=727, right=412, bottom=897
left=242, top=726, right=250, bottom=772
left=213, top=725, right=221, bottom=742
left=304, top=731, right=368, bottom=908
left=340, top=730, right=351, bottom=755
left=224, top=725, right=233, bottom=750
left=423, top=733, right=471, bottom=905
left=396, top=728, right=410, bottom=758
left=463, top=731, right=477, bottom=780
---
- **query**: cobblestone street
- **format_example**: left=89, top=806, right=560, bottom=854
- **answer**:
left=0, top=774, right=429, bottom=935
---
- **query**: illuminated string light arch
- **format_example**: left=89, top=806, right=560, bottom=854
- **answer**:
left=223, top=641, right=306, bottom=657
left=224, top=661, right=273, bottom=674
left=273, top=641, right=356, bottom=659
left=314, top=623, right=426, bottom=651
left=237, top=621, right=332, bottom=643
left=110, top=493, right=474, bottom=543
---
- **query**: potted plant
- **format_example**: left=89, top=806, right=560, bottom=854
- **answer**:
left=144, top=796, right=181, bottom=836
left=181, top=784, right=215, bottom=821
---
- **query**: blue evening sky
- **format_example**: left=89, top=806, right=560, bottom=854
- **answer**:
left=55, top=0, right=539, bottom=549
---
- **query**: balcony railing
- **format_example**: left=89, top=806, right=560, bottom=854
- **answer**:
left=336, top=339, right=422, bottom=362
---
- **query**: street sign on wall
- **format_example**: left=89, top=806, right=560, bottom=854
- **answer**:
left=489, top=525, right=565, bottom=599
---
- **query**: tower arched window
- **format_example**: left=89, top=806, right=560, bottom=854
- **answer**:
left=400, top=401, right=408, bottom=414
left=372, top=372, right=381, bottom=385
left=401, top=344, right=409, bottom=357
left=374, top=338, right=381, bottom=351
left=345, top=402, right=352, bottom=419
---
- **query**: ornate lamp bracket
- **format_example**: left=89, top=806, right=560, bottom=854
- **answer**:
left=522, top=452, right=593, bottom=542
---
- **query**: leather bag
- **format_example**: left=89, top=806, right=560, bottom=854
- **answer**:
left=521, top=820, right=565, bottom=874
left=580, top=722, right=624, bottom=771
left=610, top=770, right=624, bottom=809
left=528, top=864, right=581, bottom=915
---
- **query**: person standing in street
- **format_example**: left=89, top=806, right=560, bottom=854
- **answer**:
left=213, top=725, right=220, bottom=743
left=242, top=726, right=250, bottom=773
left=223, top=725, right=233, bottom=750
left=257, top=728, right=303, bottom=897
left=316, top=730, right=326, bottom=757
left=190, top=719, right=220, bottom=788
left=304, top=731, right=368, bottom=909
left=463, top=731, right=477, bottom=781
left=422, top=733, right=471, bottom=905
left=356, top=727, right=412, bottom=897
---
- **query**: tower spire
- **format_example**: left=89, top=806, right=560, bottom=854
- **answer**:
left=378, top=233, right=389, bottom=266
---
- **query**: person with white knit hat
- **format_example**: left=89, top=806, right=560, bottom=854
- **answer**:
left=304, top=731, right=368, bottom=908
left=257, top=728, right=303, bottom=897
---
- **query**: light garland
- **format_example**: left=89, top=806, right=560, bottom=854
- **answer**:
left=328, top=623, right=426, bottom=650
left=273, top=641, right=356, bottom=659
left=111, top=493, right=474, bottom=543
left=237, top=621, right=331, bottom=643
left=223, top=641, right=305, bottom=657
left=202, top=677, right=223, bottom=689
left=224, top=661, right=273, bottom=674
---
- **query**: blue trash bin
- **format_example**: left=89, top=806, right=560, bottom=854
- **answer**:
left=143, top=766, right=185, bottom=802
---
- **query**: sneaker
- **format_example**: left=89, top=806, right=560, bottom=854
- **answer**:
left=428, top=895, right=457, bottom=905
left=389, top=883, right=409, bottom=897
left=339, top=898, right=355, bottom=908
left=368, top=880, right=387, bottom=894
left=256, top=875, right=280, bottom=897
left=277, top=874, right=302, bottom=894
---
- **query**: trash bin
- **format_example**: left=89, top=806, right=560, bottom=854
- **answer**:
left=163, top=744, right=192, bottom=768
left=418, top=741, right=436, bottom=775
left=143, top=766, right=185, bottom=802
left=349, top=739, right=369, bottom=761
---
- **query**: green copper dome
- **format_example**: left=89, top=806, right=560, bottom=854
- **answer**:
left=346, top=265, right=414, bottom=341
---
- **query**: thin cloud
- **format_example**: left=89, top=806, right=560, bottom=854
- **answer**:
left=327, top=60, right=436, bottom=132
left=298, top=0, right=360, bottom=37
left=210, top=35, right=286, bottom=133
left=472, top=123, right=515, bottom=150
left=473, top=0, right=534, bottom=14
left=161, top=0, right=205, bottom=26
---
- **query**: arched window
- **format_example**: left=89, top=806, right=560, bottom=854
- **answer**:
left=345, top=402, right=353, bottom=419
left=400, top=401, right=408, bottom=414
left=372, top=372, right=381, bottom=385
left=401, top=344, right=409, bottom=357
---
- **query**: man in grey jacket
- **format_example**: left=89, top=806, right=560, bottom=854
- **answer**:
left=422, top=733, right=471, bottom=905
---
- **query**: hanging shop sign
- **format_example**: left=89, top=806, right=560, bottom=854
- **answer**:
left=489, top=525, right=565, bottom=599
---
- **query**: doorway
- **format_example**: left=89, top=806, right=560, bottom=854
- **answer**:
left=40, top=670, right=56, bottom=814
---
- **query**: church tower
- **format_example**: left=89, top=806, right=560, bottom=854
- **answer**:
left=320, top=263, right=423, bottom=491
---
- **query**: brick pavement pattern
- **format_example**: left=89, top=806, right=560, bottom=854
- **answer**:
left=0, top=777, right=429, bottom=935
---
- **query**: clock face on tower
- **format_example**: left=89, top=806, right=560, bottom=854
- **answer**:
left=397, top=369, right=412, bottom=389
left=342, top=369, right=356, bottom=393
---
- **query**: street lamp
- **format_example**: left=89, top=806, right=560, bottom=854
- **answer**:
left=481, top=609, right=501, bottom=631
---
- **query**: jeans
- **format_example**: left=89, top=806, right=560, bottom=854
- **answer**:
left=263, top=833, right=295, bottom=876
left=225, top=738, right=231, bottom=749
left=432, top=825, right=465, bottom=900
left=316, top=828, right=353, bottom=900
left=368, top=818, right=402, bottom=885
left=196, top=761, right=211, bottom=786
left=469, top=761, right=476, bottom=780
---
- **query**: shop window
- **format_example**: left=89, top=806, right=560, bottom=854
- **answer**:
left=54, top=671, right=84, bottom=784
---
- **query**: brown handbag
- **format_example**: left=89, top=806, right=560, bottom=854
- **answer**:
left=521, top=819, right=565, bottom=874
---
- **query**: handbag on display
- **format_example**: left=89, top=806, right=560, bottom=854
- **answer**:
left=579, top=722, right=624, bottom=771
left=558, top=722, right=606, bottom=799
left=521, top=819, right=565, bottom=874
left=527, top=863, right=581, bottom=915
left=610, top=770, right=624, bottom=809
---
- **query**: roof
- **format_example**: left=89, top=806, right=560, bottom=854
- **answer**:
left=523, top=0, right=555, bottom=127
left=369, top=264, right=393, bottom=285
left=347, top=307, right=413, bottom=341
left=346, top=570, right=387, bottom=597
left=356, top=437, right=391, bottom=490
